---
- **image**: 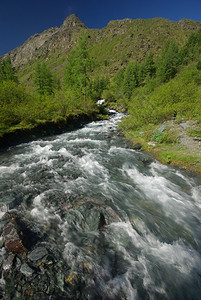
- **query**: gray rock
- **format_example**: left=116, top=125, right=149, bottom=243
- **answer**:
left=28, top=246, right=48, bottom=261
left=20, top=263, right=34, bottom=277
left=0, top=236, right=4, bottom=248
left=2, top=254, right=15, bottom=271
left=180, top=122, right=190, bottom=129
left=158, top=124, right=166, bottom=132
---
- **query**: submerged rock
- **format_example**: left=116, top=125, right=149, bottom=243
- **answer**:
left=2, top=254, right=15, bottom=272
left=20, top=263, right=34, bottom=277
left=2, top=220, right=27, bottom=254
left=28, top=247, right=48, bottom=261
left=63, top=197, right=120, bottom=232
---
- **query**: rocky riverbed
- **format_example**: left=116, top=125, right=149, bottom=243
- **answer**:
left=0, top=112, right=201, bottom=299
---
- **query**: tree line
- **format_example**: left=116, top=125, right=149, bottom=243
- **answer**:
left=0, top=29, right=201, bottom=131
left=0, top=32, right=110, bottom=130
left=116, top=29, right=201, bottom=131
left=113, top=30, right=201, bottom=101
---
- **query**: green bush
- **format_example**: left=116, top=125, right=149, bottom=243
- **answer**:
left=150, top=130, right=165, bottom=143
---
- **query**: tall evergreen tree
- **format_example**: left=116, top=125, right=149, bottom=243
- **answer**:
left=0, top=56, right=18, bottom=83
left=156, top=40, right=180, bottom=82
left=64, top=32, right=93, bottom=101
left=34, top=62, right=54, bottom=95
left=123, top=62, right=139, bottom=99
left=143, top=51, right=156, bottom=78
left=113, top=69, right=125, bottom=91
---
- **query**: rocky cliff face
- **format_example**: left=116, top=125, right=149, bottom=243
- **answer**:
left=1, top=14, right=86, bottom=68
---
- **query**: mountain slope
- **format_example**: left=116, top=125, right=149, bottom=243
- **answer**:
left=1, top=14, right=86, bottom=68
left=1, top=15, right=201, bottom=84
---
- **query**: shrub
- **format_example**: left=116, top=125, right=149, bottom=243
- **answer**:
left=150, top=130, right=165, bottom=143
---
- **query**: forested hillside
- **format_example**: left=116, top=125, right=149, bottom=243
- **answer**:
left=0, top=15, right=201, bottom=171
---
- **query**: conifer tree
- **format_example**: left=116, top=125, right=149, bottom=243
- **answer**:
left=0, top=56, right=18, bottom=83
left=156, top=40, right=179, bottom=82
left=34, top=62, right=54, bottom=95
left=64, top=32, right=93, bottom=101
left=123, top=62, right=139, bottom=98
left=143, top=51, right=156, bottom=78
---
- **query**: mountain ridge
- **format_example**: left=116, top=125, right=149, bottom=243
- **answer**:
left=0, top=14, right=86, bottom=68
left=1, top=14, right=201, bottom=75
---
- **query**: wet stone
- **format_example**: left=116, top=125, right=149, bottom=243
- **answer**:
left=0, top=237, right=4, bottom=248
left=28, top=247, right=48, bottom=261
left=2, top=254, right=15, bottom=272
left=133, top=143, right=142, bottom=150
left=2, top=220, right=27, bottom=254
left=20, top=263, right=34, bottom=277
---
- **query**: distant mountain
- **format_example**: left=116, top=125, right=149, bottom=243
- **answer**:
left=1, top=14, right=86, bottom=68
left=1, top=14, right=201, bottom=79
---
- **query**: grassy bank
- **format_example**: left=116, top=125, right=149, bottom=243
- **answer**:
left=121, top=122, right=201, bottom=174
left=0, top=108, right=109, bottom=149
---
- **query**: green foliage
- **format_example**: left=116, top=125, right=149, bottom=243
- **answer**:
left=142, top=51, right=156, bottom=79
left=34, top=62, right=55, bottom=95
left=113, top=69, right=125, bottom=91
left=64, top=32, right=93, bottom=101
left=123, top=62, right=139, bottom=98
left=0, top=81, right=32, bottom=126
left=0, top=56, right=18, bottom=83
left=179, top=30, right=201, bottom=64
left=188, top=129, right=201, bottom=138
left=150, top=130, right=165, bottom=143
left=89, top=75, right=110, bottom=99
left=102, top=89, right=116, bottom=102
left=156, top=40, right=180, bottom=82
left=119, top=65, right=201, bottom=131
left=160, top=153, right=171, bottom=164
left=196, top=57, right=201, bottom=70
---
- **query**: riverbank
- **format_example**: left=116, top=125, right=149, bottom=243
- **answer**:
left=121, top=119, right=201, bottom=174
left=0, top=109, right=108, bottom=150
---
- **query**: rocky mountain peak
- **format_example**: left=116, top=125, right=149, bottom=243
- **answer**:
left=61, top=14, right=87, bottom=29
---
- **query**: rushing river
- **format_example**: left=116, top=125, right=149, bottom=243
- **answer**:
left=0, top=112, right=201, bottom=299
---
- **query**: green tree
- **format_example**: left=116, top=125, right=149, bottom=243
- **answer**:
left=64, top=32, right=93, bottom=101
left=89, top=75, right=110, bottom=99
left=113, top=69, right=125, bottom=91
left=34, top=62, right=54, bottom=95
left=123, top=62, right=139, bottom=98
left=156, top=40, right=180, bottom=82
left=143, top=51, right=156, bottom=78
left=0, top=56, right=18, bottom=83
left=179, top=30, right=201, bottom=64
left=197, top=57, right=201, bottom=70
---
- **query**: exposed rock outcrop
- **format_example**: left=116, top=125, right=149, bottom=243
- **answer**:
left=1, top=14, right=86, bottom=68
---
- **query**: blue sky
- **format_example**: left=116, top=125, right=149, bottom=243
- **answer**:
left=0, top=0, right=201, bottom=56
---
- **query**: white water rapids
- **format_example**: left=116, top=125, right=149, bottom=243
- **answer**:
left=0, top=112, right=201, bottom=299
